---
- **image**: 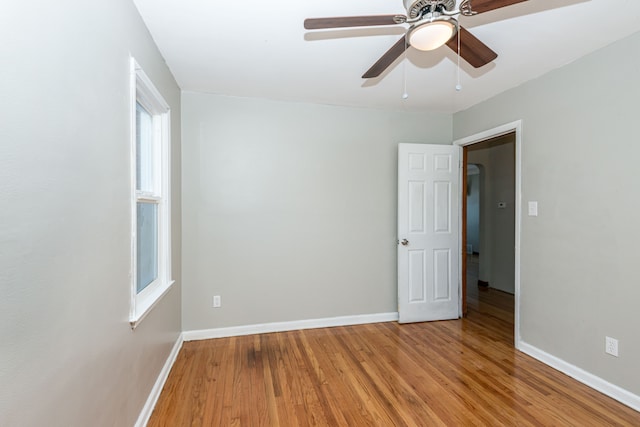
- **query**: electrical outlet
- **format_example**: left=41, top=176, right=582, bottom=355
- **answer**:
left=605, top=336, right=618, bottom=357
left=213, top=295, right=221, bottom=308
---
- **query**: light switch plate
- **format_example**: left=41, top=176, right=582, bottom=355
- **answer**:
left=528, top=201, right=538, bottom=216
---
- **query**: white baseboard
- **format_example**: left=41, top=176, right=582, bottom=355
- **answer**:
left=182, top=312, right=399, bottom=342
left=135, top=333, right=184, bottom=427
left=519, top=341, right=640, bottom=412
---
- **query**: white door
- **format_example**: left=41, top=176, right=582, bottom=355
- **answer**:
left=398, top=143, right=460, bottom=323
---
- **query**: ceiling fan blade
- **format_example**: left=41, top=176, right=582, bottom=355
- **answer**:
left=362, top=36, right=408, bottom=79
left=445, top=26, right=497, bottom=68
left=468, top=0, right=527, bottom=14
left=304, top=15, right=402, bottom=30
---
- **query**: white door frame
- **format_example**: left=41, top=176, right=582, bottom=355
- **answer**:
left=453, top=120, right=522, bottom=349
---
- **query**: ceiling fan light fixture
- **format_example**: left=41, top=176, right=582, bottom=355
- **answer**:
left=408, top=17, right=458, bottom=51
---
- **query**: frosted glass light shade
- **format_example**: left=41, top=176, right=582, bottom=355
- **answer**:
left=408, top=19, right=457, bottom=51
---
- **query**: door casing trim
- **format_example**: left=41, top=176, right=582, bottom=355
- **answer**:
left=453, top=120, right=522, bottom=349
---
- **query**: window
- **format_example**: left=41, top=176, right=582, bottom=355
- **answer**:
left=129, top=58, right=173, bottom=328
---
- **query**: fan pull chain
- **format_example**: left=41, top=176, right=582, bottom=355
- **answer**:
left=402, top=49, right=409, bottom=100
left=456, top=27, right=462, bottom=92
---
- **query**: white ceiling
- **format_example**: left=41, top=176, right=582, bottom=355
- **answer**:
left=132, top=0, right=640, bottom=113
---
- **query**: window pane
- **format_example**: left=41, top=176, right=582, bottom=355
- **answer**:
left=137, top=202, right=158, bottom=293
left=136, top=102, right=154, bottom=192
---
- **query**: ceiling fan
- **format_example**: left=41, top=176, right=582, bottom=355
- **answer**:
left=304, top=0, right=527, bottom=78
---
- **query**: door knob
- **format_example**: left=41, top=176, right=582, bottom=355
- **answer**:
left=400, top=239, right=409, bottom=246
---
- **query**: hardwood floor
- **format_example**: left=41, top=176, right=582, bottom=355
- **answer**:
left=149, top=262, right=640, bottom=425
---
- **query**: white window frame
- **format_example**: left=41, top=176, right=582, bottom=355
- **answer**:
left=129, top=58, right=174, bottom=328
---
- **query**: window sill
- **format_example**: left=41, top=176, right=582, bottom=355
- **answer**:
left=129, top=279, right=176, bottom=330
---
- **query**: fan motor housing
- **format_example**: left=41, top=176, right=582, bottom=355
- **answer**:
left=403, top=0, right=456, bottom=19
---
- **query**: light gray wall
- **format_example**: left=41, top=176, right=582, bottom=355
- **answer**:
left=0, top=1, right=181, bottom=426
left=468, top=136, right=515, bottom=293
left=182, top=92, right=452, bottom=330
left=454, top=31, right=640, bottom=395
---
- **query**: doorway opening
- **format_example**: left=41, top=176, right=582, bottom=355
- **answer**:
left=455, top=121, right=522, bottom=347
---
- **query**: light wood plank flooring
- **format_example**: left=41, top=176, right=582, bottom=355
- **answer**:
left=149, top=266, right=640, bottom=425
